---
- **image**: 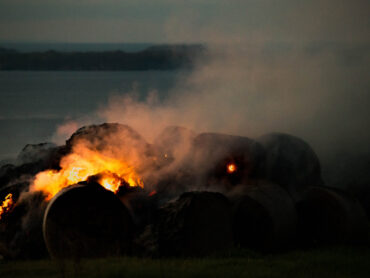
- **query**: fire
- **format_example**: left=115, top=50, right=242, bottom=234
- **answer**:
left=0, top=193, right=14, bottom=220
left=227, top=163, right=237, bottom=174
left=30, top=144, right=143, bottom=200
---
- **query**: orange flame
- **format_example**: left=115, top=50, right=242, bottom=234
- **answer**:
left=30, top=144, right=143, bottom=200
left=0, top=193, right=14, bottom=220
left=227, top=163, right=237, bottom=174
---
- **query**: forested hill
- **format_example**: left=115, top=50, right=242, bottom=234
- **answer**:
left=0, top=44, right=206, bottom=71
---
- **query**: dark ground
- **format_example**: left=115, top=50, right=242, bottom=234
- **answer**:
left=1, top=246, right=369, bottom=278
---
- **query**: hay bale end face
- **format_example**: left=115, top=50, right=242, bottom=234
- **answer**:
left=296, top=186, right=370, bottom=246
left=257, top=133, right=322, bottom=200
left=157, top=191, right=233, bottom=257
left=230, top=184, right=298, bottom=251
left=190, top=133, right=266, bottom=189
left=43, top=182, right=133, bottom=259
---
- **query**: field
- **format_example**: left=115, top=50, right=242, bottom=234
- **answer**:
left=1, top=246, right=369, bottom=278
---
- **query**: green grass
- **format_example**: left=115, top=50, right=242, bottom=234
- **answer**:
left=1, top=246, right=369, bottom=278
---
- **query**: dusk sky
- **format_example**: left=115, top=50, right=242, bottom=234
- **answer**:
left=0, top=0, right=369, bottom=43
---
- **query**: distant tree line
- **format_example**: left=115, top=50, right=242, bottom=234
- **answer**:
left=0, top=45, right=206, bottom=71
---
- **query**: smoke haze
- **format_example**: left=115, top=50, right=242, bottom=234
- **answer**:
left=93, top=44, right=370, bottom=156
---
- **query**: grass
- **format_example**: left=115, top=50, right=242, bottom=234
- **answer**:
left=0, top=246, right=369, bottom=278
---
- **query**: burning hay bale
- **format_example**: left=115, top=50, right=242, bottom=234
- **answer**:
left=66, top=123, right=150, bottom=156
left=229, top=184, right=297, bottom=251
left=189, top=133, right=266, bottom=190
left=43, top=182, right=133, bottom=259
left=156, top=191, right=233, bottom=257
left=0, top=192, right=48, bottom=259
left=296, top=186, right=370, bottom=246
left=257, top=133, right=323, bottom=200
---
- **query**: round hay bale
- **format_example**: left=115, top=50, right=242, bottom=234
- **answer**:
left=43, top=182, right=133, bottom=259
left=157, top=191, right=233, bottom=257
left=296, top=186, right=370, bottom=246
left=0, top=192, right=48, bottom=259
left=65, top=123, right=152, bottom=171
left=189, top=133, right=266, bottom=189
left=257, top=133, right=322, bottom=200
left=229, top=184, right=297, bottom=251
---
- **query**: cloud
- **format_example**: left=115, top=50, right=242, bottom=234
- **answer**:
left=1, top=0, right=369, bottom=43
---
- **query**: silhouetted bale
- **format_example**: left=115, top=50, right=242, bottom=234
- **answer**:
left=0, top=192, right=48, bottom=259
left=296, top=186, right=370, bottom=246
left=16, top=143, right=56, bottom=164
left=257, top=133, right=322, bottom=200
left=117, top=186, right=160, bottom=233
left=189, top=133, right=266, bottom=189
left=43, top=182, right=133, bottom=259
left=157, top=191, right=233, bottom=257
left=229, top=184, right=297, bottom=251
left=350, top=185, right=370, bottom=220
left=0, top=145, right=65, bottom=190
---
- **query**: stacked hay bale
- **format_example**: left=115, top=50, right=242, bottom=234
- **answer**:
left=296, top=186, right=370, bottom=246
left=156, top=191, right=233, bottom=257
left=189, top=133, right=266, bottom=190
left=229, top=184, right=297, bottom=251
left=257, top=133, right=323, bottom=201
left=43, top=182, right=133, bottom=259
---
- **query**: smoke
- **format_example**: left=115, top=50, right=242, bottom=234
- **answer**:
left=96, top=44, right=370, bottom=156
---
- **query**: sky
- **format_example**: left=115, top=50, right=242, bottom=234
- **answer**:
left=0, top=0, right=369, bottom=43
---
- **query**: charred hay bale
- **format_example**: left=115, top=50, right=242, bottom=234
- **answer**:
left=296, top=186, right=370, bottom=246
left=43, top=182, right=133, bottom=259
left=0, top=192, right=48, bottom=259
left=229, top=184, right=297, bottom=251
left=117, top=186, right=159, bottom=233
left=257, top=133, right=322, bottom=200
left=189, top=133, right=266, bottom=189
left=157, top=191, right=233, bottom=257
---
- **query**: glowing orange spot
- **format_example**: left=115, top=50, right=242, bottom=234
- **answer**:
left=227, top=163, right=237, bottom=173
left=0, top=193, right=14, bottom=220
left=148, top=190, right=157, bottom=197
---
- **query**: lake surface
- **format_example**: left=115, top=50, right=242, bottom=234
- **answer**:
left=0, top=70, right=181, bottom=161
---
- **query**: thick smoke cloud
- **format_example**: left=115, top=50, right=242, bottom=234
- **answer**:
left=96, top=45, right=370, bottom=156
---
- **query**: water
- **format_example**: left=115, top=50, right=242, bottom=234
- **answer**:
left=0, top=70, right=180, bottom=161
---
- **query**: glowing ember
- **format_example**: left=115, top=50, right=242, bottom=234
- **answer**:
left=30, top=144, right=143, bottom=200
left=227, top=163, right=237, bottom=174
left=148, top=190, right=157, bottom=197
left=0, top=193, right=14, bottom=220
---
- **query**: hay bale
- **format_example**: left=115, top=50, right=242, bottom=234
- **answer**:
left=0, top=192, right=48, bottom=259
left=296, top=186, right=370, bottom=246
left=157, top=191, right=233, bottom=257
left=257, top=133, right=322, bottom=200
left=189, top=133, right=266, bottom=189
left=229, top=184, right=297, bottom=251
left=43, top=182, right=133, bottom=259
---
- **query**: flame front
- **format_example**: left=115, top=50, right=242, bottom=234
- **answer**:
left=30, top=144, right=143, bottom=200
left=0, top=193, right=14, bottom=220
